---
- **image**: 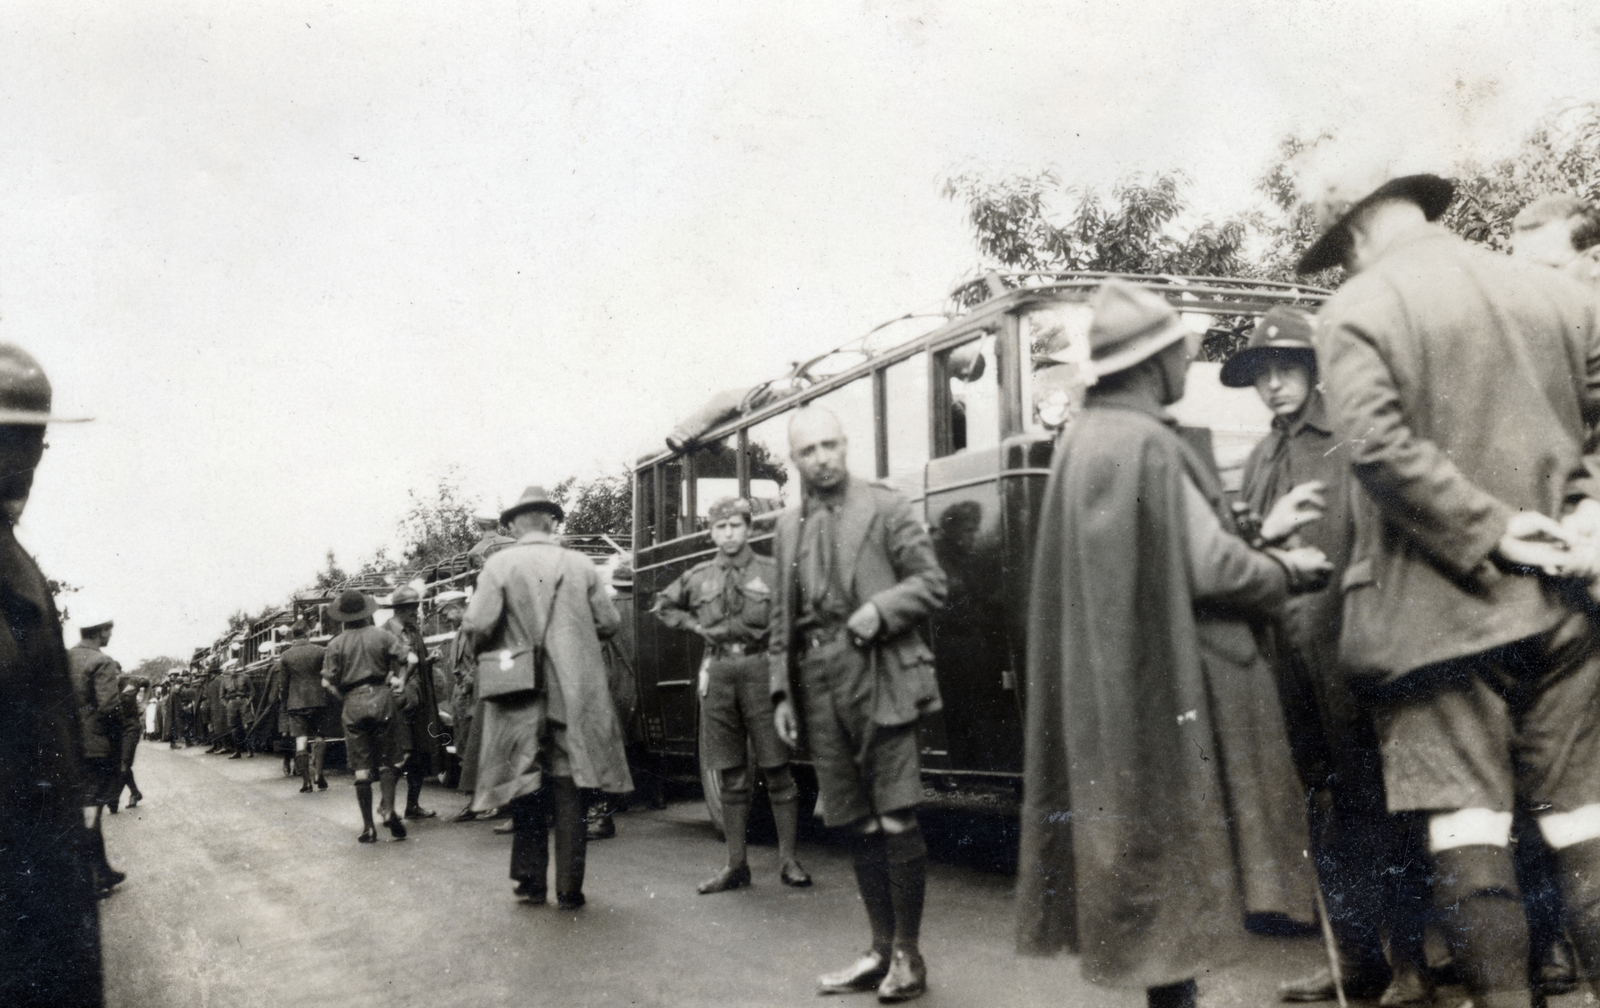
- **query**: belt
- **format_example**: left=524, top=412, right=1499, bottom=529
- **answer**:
left=710, top=640, right=765, bottom=658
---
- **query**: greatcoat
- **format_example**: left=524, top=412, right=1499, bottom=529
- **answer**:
left=1018, top=393, right=1314, bottom=989
left=461, top=531, right=632, bottom=809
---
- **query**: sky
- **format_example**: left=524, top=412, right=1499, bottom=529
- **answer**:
left=3, top=0, right=1599, bottom=663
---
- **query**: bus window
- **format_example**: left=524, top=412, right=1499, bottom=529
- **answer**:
left=808, top=376, right=877, bottom=477
left=746, top=413, right=799, bottom=513
left=659, top=459, right=684, bottom=541
left=935, top=333, right=999, bottom=456
left=883, top=353, right=929, bottom=497
left=636, top=463, right=658, bottom=546
left=688, top=434, right=739, bottom=531
left=1020, top=301, right=1094, bottom=433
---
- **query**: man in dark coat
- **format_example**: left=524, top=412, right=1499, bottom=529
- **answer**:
left=1298, top=164, right=1600, bottom=1008
left=112, top=672, right=149, bottom=810
left=1018, top=281, right=1328, bottom=1008
left=385, top=585, right=445, bottom=820
left=272, top=619, right=333, bottom=793
left=67, top=613, right=129, bottom=896
left=1224, top=307, right=1432, bottom=1005
left=769, top=405, right=948, bottom=1002
left=0, top=344, right=102, bottom=1007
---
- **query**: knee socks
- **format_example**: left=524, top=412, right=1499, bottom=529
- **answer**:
left=354, top=780, right=375, bottom=829
left=851, top=831, right=896, bottom=956
left=1433, top=844, right=1532, bottom=1008
left=1555, top=836, right=1600, bottom=995
left=377, top=767, right=399, bottom=821
left=310, top=739, right=326, bottom=783
left=885, top=824, right=927, bottom=951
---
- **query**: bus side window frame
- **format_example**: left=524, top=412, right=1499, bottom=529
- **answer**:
left=932, top=325, right=1002, bottom=458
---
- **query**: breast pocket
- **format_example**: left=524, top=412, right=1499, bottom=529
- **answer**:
left=740, top=582, right=772, bottom=628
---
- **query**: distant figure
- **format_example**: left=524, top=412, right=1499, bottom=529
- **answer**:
left=385, top=585, right=445, bottom=820
left=113, top=672, right=149, bottom=810
left=467, top=514, right=517, bottom=570
left=67, top=612, right=129, bottom=897
left=0, top=343, right=103, bottom=1008
left=458, top=486, right=632, bottom=909
left=321, top=590, right=412, bottom=844
left=1512, top=194, right=1600, bottom=285
left=273, top=620, right=332, bottom=793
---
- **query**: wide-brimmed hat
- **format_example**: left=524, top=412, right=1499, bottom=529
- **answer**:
left=1219, top=306, right=1319, bottom=387
left=388, top=585, right=422, bottom=607
left=326, top=589, right=380, bottom=624
left=500, top=486, right=564, bottom=525
left=1296, top=172, right=1455, bottom=275
left=0, top=344, right=90, bottom=424
left=1084, top=281, right=1191, bottom=380
left=611, top=560, right=634, bottom=587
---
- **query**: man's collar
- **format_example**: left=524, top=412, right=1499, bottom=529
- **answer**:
left=1371, top=221, right=1454, bottom=266
left=1087, top=385, right=1176, bottom=426
left=515, top=530, right=558, bottom=544
left=713, top=546, right=753, bottom=570
left=804, top=474, right=852, bottom=511
left=76, top=640, right=103, bottom=653
left=1274, top=388, right=1333, bottom=438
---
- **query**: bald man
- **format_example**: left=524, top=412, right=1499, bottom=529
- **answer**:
left=769, top=405, right=948, bottom=1002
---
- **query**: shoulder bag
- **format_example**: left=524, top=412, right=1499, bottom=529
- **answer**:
left=476, top=573, right=563, bottom=701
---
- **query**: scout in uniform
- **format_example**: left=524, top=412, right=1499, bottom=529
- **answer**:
left=112, top=673, right=149, bottom=810
left=384, top=585, right=445, bottom=820
left=653, top=496, right=810, bottom=893
left=273, top=619, right=334, bottom=793
left=223, top=664, right=251, bottom=758
left=321, top=589, right=412, bottom=843
left=67, top=612, right=128, bottom=893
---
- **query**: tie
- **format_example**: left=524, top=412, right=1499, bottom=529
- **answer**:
left=723, top=565, right=744, bottom=619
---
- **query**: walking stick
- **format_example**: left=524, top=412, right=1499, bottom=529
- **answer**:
left=1307, top=849, right=1348, bottom=1008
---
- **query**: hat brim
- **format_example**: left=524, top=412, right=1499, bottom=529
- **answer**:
left=328, top=596, right=381, bottom=623
left=1219, top=344, right=1317, bottom=387
left=1296, top=174, right=1456, bottom=275
left=501, top=500, right=565, bottom=525
left=0, top=410, right=91, bottom=424
left=1090, top=317, right=1191, bottom=380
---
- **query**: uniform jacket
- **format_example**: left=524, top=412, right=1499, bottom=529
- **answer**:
left=274, top=641, right=330, bottom=710
left=385, top=615, right=447, bottom=773
left=652, top=547, right=775, bottom=643
left=0, top=524, right=102, bottom=1006
left=767, top=476, right=948, bottom=728
left=67, top=643, right=121, bottom=760
left=1018, top=395, right=1313, bottom=988
left=1316, top=223, right=1600, bottom=680
left=461, top=532, right=631, bottom=792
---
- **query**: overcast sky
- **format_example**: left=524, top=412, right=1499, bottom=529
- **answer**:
left=4, top=0, right=1598, bottom=663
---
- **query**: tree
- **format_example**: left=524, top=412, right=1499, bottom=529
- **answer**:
left=1443, top=103, right=1600, bottom=251
left=550, top=473, right=633, bottom=537
left=312, top=549, right=348, bottom=592
left=397, top=468, right=482, bottom=567
left=131, top=656, right=186, bottom=682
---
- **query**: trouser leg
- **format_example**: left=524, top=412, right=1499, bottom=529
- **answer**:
left=850, top=829, right=895, bottom=956
left=1432, top=843, right=1532, bottom=1008
left=551, top=776, right=586, bottom=896
left=885, top=820, right=927, bottom=952
left=510, top=790, right=550, bottom=888
left=766, top=764, right=801, bottom=864
left=720, top=765, right=752, bottom=869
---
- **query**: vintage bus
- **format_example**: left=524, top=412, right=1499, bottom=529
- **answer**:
left=629, top=272, right=1330, bottom=829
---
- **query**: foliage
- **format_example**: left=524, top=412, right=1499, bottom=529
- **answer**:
left=132, top=656, right=186, bottom=682
left=47, top=577, right=80, bottom=623
left=397, top=467, right=482, bottom=568
left=312, top=549, right=347, bottom=592
left=1443, top=103, right=1600, bottom=251
left=550, top=473, right=633, bottom=537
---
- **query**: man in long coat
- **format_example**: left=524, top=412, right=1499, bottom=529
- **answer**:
left=1296, top=165, right=1600, bottom=1008
left=770, top=406, right=948, bottom=1002
left=1019, top=281, right=1328, bottom=1008
left=458, top=486, right=631, bottom=909
left=0, top=343, right=102, bottom=1007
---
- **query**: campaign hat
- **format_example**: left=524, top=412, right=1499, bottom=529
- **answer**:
left=1219, top=306, right=1319, bottom=387
left=387, top=585, right=422, bottom=608
left=611, top=560, right=634, bottom=587
left=500, top=486, right=565, bottom=525
left=0, top=343, right=90, bottom=424
left=1085, top=281, right=1191, bottom=380
left=1296, top=172, right=1455, bottom=275
left=327, top=589, right=380, bottom=623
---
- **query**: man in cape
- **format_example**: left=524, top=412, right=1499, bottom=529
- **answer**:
left=1018, top=280, right=1330, bottom=1008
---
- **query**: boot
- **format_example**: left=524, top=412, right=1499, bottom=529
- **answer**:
left=404, top=772, right=435, bottom=819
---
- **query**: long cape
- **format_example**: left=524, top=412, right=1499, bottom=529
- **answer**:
left=1016, top=401, right=1311, bottom=988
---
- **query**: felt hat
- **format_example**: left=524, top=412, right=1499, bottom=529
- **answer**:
left=0, top=343, right=90, bottom=424
left=500, top=486, right=564, bottom=525
left=611, top=561, right=634, bottom=587
left=326, top=589, right=380, bottom=624
left=1219, top=306, right=1319, bottom=387
left=387, top=585, right=422, bottom=607
left=1084, top=281, right=1192, bottom=380
left=1296, top=172, right=1455, bottom=275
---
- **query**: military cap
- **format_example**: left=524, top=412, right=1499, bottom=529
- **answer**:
left=706, top=497, right=752, bottom=524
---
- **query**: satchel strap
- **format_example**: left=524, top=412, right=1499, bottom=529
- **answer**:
left=536, top=573, right=564, bottom=650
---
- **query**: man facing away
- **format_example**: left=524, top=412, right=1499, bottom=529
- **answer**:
left=1297, top=162, right=1600, bottom=1008
left=67, top=613, right=129, bottom=896
left=458, top=486, right=632, bottom=909
left=653, top=496, right=810, bottom=893
left=321, top=589, right=412, bottom=843
left=769, top=406, right=948, bottom=1002
left=0, top=343, right=102, bottom=1007
left=273, top=619, right=332, bottom=793
left=112, top=672, right=149, bottom=811
left=385, top=585, right=446, bottom=820
left=1018, top=281, right=1329, bottom=1008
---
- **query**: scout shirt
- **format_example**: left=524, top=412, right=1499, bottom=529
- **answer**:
left=320, top=625, right=407, bottom=693
left=652, top=546, right=775, bottom=646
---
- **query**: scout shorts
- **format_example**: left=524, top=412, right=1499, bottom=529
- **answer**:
left=341, top=684, right=410, bottom=776
left=700, top=653, right=790, bottom=772
left=1373, top=611, right=1600, bottom=814
left=286, top=706, right=339, bottom=738
left=799, top=635, right=922, bottom=828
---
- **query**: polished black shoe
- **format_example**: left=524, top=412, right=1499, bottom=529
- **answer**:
left=877, top=949, right=927, bottom=1003
left=557, top=891, right=585, bottom=910
left=100, top=868, right=127, bottom=888
left=404, top=805, right=436, bottom=820
left=513, top=880, right=547, bottom=904
left=358, top=827, right=378, bottom=844
left=316, top=777, right=328, bottom=791
left=1278, top=966, right=1389, bottom=1003
left=384, top=816, right=407, bottom=840
left=818, top=950, right=890, bottom=995
left=107, top=802, right=119, bottom=815
left=451, top=805, right=479, bottom=823
left=299, top=783, right=314, bottom=794
left=586, top=815, right=616, bottom=840
left=697, top=863, right=752, bottom=895
left=781, top=859, right=812, bottom=887
left=126, top=796, right=140, bottom=809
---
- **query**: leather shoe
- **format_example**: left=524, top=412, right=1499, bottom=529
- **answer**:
left=493, top=820, right=516, bottom=834
left=358, top=827, right=378, bottom=844
left=100, top=868, right=127, bottom=889
left=587, top=815, right=616, bottom=840
left=450, top=805, right=479, bottom=823
left=557, top=891, right=585, bottom=910
left=697, top=863, right=752, bottom=895
left=107, top=802, right=118, bottom=815
left=299, top=783, right=314, bottom=794
left=1278, top=966, right=1388, bottom=1003
left=316, top=777, right=328, bottom=791
left=819, top=950, right=890, bottom=995
left=384, top=815, right=407, bottom=840
left=877, top=948, right=927, bottom=1002
left=513, top=880, right=546, bottom=904
left=483, top=805, right=510, bottom=820
left=228, top=752, right=242, bottom=759
left=781, top=859, right=812, bottom=887
left=404, top=806, right=436, bottom=820
left=1379, top=962, right=1434, bottom=1008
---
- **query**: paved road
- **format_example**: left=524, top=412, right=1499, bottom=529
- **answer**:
left=98, top=743, right=1335, bottom=1008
